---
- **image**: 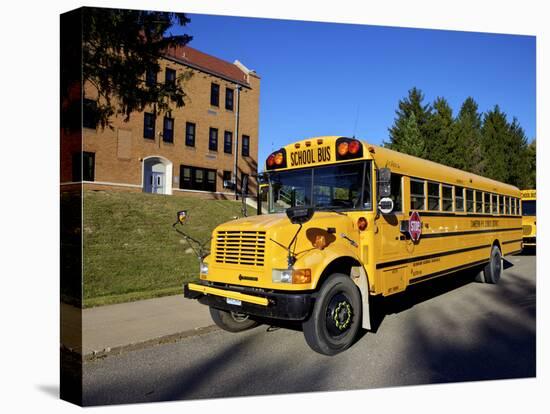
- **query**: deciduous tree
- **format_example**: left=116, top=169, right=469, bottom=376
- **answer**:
left=77, top=8, right=192, bottom=128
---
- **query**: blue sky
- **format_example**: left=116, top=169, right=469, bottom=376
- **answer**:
left=173, top=13, right=536, bottom=165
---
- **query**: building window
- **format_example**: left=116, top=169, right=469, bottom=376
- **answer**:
left=223, top=170, right=232, bottom=188
left=242, top=135, right=250, bottom=157
left=209, top=128, right=218, bottom=151
left=83, top=99, right=98, bottom=129
left=181, top=166, right=191, bottom=188
left=410, top=179, right=425, bottom=211
left=145, top=67, right=157, bottom=87
left=143, top=112, right=156, bottom=139
left=442, top=185, right=453, bottom=212
left=207, top=170, right=216, bottom=192
left=466, top=189, right=474, bottom=212
left=180, top=165, right=217, bottom=192
left=185, top=122, right=196, bottom=147
left=165, top=68, right=176, bottom=86
left=163, top=117, right=174, bottom=143
left=210, top=83, right=220, bottom=107
left=427, top=182, right=440, bottom=211
left=224, top=131, right=233, bottom=154
left=475, top=190, right=482, bottom=213
left=72, top=152, right=95, bottom=182
left=455, top=186, right=464, bottom=212
left=83, top=152, right=95, bottom=181
left=225, top=87, right=234, bottom=111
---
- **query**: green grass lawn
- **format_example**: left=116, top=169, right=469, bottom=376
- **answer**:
left=82, top=190, right=251, bottom=307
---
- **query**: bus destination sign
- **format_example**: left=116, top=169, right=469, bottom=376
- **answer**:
left=289, top=146, right=331, bottom=167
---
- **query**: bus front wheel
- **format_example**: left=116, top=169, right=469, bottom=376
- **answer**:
left=302, top=274, right=362, bottom=356
left=483, top=245, right=503, bottom=284
left=209, top=307, right=259, bottom=332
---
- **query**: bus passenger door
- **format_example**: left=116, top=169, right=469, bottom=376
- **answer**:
left=376, top=173, right=408, bottom=294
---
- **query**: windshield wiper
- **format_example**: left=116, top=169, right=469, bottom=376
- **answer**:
left=317, top=207, right=347, bottom=216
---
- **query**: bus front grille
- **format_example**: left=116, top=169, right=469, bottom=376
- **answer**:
left=214, top=231, right=266, bottom=266
left=523, top=225, right=532, bottom=236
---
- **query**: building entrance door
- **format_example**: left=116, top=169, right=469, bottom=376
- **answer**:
left=151, top=171, right=164, bottom=194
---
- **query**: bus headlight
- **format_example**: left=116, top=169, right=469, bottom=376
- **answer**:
left=272, top=269, right=311, bottom=284
left=199, top=261, right=209, bottom=275
left=272, top=269, right=292, bottom=283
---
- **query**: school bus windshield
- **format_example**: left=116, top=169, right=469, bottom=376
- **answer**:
left=522, top=199, right=536, bottom=216
left=268, top=161, right=371, bottom=213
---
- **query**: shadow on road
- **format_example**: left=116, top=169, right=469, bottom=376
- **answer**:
left=518, top=246, right=536, bottom=256
left=402, top=263, right=536, bottom=384
left=369, top=267, right=482, bottom=333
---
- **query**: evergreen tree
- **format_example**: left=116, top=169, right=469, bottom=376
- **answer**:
left=386, top=87, right=432, bottom=151
left=506, top=118, right=530, bottom=188
left=481, top=105, right=510, bottom=182
left=424, top=97, right=454, bottom=165
left=399, top=112, right=425, bottom=157
left=526, top=139, right=536, bottom=189
left=451, top=97, right=484, bottom=174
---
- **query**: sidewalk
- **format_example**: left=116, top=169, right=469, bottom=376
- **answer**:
left=61, top=294, right=215, bottom=358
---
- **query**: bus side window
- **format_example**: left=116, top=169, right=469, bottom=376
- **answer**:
left=496, top=195, right=501, bottom=214
left=427, top=182, right=440, bottom=211
left=390, top=174, right=403, bottom=212
left=475, top=190, right=482, bottom=213
left=483, top=192, right=490, bottom=214
left=466, top=189, right=474, bottom=212
left=410, top=179, right=425, bottom=211
left=442, top=185, right=453, bottom=211
left=502, top=196, right=509, bottom=216
left=455, top=186, right=464, bottom=212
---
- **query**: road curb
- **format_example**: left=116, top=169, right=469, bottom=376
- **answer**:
left=71, top=325, right=219, bottom=362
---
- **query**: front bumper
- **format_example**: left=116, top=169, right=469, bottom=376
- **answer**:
left=184, top=282, right=314, bottom=321
left=523, top=237, right=536, bottom=246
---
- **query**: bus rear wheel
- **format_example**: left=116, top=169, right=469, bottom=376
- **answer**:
left=302, top=274, right=361, bottom=356
left=482, top=245, right=503, bottom=284
left=209, top=307, right=259, bottom=332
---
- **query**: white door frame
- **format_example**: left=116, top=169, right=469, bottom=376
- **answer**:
left=142, top=156, right=173, bottom=195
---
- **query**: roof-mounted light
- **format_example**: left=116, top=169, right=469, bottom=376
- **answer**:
left=335, top=137, right=363, bottom=161
left=266, top=148, right=287, bottom=170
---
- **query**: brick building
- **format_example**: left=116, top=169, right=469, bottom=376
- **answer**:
left=61, top=44, right=260, bottom=199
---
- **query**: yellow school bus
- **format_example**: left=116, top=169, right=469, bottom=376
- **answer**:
left=183, top=136, right=522, bottom=355
left=521, top=189, right=536, bottom=247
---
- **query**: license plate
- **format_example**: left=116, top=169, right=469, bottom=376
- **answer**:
left=226, top=297, right=242, bottom=306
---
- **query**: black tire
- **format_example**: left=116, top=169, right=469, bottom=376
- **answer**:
left=209, top=307, right=260, bottom=332
left=483, top=245, right=503, bottom=284
left=302, top=274, right=362, bottom=356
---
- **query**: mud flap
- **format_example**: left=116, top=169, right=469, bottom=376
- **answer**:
left=351, top=266, right=371, bottom=330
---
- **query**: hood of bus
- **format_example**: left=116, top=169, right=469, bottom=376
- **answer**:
left=203, top=212, right=361, bottom=290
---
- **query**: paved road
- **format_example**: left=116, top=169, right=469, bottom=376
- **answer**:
left=83, top=252, right=536, bottom=406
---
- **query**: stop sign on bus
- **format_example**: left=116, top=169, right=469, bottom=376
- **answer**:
left=409, top=211, right=422, bottom=242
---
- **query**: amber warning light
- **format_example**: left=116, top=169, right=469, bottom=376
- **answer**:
left=266, top=149, right=287, bottom=169
left=336, top=137, right=363, bottom=160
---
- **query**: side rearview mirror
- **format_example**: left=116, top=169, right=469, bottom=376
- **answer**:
left=176, top=210, right=188, bottom=225
left=378, top=168, right=391, bottom=199
left=286, top=206, right=315, bottom=225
